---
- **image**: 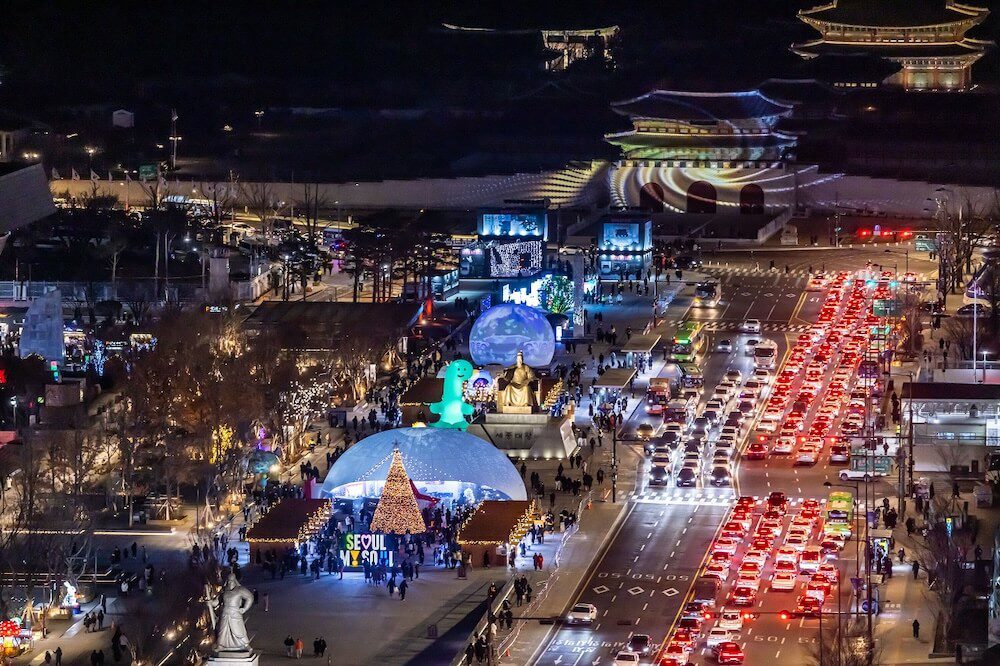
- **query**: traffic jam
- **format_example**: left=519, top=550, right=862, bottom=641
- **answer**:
left=631, top=271, right=894, bottom=665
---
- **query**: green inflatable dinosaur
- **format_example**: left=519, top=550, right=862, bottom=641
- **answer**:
left=428, top=359, right=475, bottom=430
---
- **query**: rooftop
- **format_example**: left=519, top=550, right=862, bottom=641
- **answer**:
left=457, top=500, right=535, bottom=544
left=800, top=1, right=988, bottom=29
left=901, top=382, right=1000, bottom=401
left=245, top=498, right=331, bottom=543
left=611, top=90, right=793, bottom=123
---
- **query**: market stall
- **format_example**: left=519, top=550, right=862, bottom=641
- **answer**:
left=457, top=500, right=538, bottom=568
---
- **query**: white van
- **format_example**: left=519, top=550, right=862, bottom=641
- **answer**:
left=753, top=340, right=778, bottom=370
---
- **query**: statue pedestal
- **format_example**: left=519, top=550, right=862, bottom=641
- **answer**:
left=208, top=651, right=258, bottom=666
left=500, top=406, right=535, bottom=415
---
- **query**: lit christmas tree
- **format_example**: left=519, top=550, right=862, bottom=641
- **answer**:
left=370, top=448, right=427, bottom=535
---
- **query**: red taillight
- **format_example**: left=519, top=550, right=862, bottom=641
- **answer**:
left=779, top=611, right=790, bottom=620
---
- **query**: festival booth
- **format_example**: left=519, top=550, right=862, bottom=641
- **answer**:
left=0, top=619, right=31, bottom=657
left=244, top=498, right=331, bottom=561
left=457, top=500, right=538, bottom=568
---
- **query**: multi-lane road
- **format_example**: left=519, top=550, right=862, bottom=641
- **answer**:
left=534, top=269, right=895, bottom=665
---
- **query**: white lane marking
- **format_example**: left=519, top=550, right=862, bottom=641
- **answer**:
left=647, top=532, right=653, bottom=539
left=633, top=556, right=639, bottom=562
left=635, top=617, right=641, bottom=625
left=643, top=603, right=648, bottom=611
left=603, top=610, right=609, bottom=617
left=781, top=637, right=786, bottom=644
left=641, top=544, right=646, bottom=551
left=664, top=563, right=670, bottom=570
left=775, top=650, right=781, bottom=658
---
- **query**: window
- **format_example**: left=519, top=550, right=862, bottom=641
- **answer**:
left=934, top=432, right=956, bottom=440
left=958, top=432, right=981, bottom=441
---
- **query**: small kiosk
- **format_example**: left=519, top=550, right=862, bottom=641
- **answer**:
left=457, top=500, right=538, bottom=568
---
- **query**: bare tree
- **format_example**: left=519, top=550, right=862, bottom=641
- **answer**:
left=909, top=516, right=975, bottom=653
left=937, top=193, right=997, bottom=294
left=294, top=182, right=329, bottom=247
left=803, top=621, right=885, bottom=666
left=239, top=182, right=284, bottom=243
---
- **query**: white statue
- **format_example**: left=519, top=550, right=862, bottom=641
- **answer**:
left=61, top=581, right=77, bottom=608
left=207, top=572, right=255, bottom=654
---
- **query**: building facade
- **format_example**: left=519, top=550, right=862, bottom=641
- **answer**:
left=792, top=1, right=991, bottom=91
left=901, top=382, right=1000, bottom=475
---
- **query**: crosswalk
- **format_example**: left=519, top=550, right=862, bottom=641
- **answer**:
left=702, top=266, right=812, bottom=279
left=662, top=319, right=814, bottom=333
left=631, top=489, right=736, bottom=505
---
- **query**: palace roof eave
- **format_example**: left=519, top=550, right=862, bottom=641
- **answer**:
left=791, top=37, right=989, bottom=59
left=798, top=1, right=988, bottom=30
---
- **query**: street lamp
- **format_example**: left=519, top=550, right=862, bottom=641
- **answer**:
left=254, top=110, right=264, bottom=127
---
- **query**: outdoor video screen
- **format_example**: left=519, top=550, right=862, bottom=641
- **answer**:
left=488, top=239, right=544, bottom=278
left=479, top=211, right=547, bottom=239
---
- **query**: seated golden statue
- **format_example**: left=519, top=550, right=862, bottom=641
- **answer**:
left=497, top=350, right=539, bottom=412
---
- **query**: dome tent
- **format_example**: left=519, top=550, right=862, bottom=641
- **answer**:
left=320, top=427, right=527, bottom=502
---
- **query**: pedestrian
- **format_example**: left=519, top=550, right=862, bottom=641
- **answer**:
left=912, top=619, right=920, bottom=639
left=284, top=635, right=295, bottom=657
left=318, top=638, right=327, bottom=657
left=399, top=579, right=408, bottom=600
left=953, top=481, right=960, bottom=498
left=912, top=560, right=920, bottom=580
left=388, top=577, right=396, bottom=596
left=44, top=651, right=52, bottom=665
left=294, top=637, right=304, bottom=659
left=975, top=544, right=983, bottom=561
left=55, top=647, right=63, bottom=666
left=312, top=639, right=321, bottom=658
left=898, top=547, right=906, bottom=563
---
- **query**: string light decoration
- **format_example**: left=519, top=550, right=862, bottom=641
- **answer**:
left=245, top=499, right=332, bottom=544
left=456, top=500, right=538, bottom=545
left=539, top=275, right=574, bottom=314
left=542, top=380, right=565, bottom=409
left=211, top=425, right=235, bottom=464
left=369, top=448, right=427, bottom=535
left=489, top=240, right=543, bottom=278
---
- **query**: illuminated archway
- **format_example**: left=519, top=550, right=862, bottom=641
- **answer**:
left=639, top=182, right=666, bottom=212
left=687, top=181, right=717, bottom=214
left=740, top=184, right=764, bottom=215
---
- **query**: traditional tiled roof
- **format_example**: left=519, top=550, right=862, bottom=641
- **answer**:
left=799, top=1, right=988, bottom=28
left=792, top=38, right=988, bottom=59
left=610, top=91, right=793, bottom=122
left=605, top=131, right=797, bottom=150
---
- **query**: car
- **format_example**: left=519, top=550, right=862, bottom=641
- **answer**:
left=774, top=559, right=798, bottom=576
left=808, top=575, right=833, bottom=597
left=738, top=561, right=763, bottom=578
left=566, top=603, right=597, bottom=624
left=660, top=642, right=692, bottom=666
left=742, top=319, right=762, bottom=334
left=703, top=409, right=722, bottom=427
left=682, top=600, right=711, bottom=620
left=795, top=447, right=819, bottom=466
left=784, top=533, right=808, bottom=552
left=830, top=445, right=850, bottom=464
left=627, top=634, right=653, bottom=656
left=706, top=627, right=736, bottom=648
left=799, top=546, right=823, bottom=572
left=819, top=539, right=843, bottom=559
left=771, top=571, right=798, bottom=591
left=745, top=441, right=768, bottom=460
left=817, top=563, right=840, bottom=584
left=704, top=560, right=730, bottom=581
left=712, top=641, right=745, bottom=665
left=613, top=651, right=639, bottom=666
left=677, top=615, right=704, bottom=636
left=716, top=338, right=734, bottom=353
left=757, top=416, right=780, bottom=433
left=794, top=595, right=822, bottom=618
left=713, top=537, right=740, bottom=555
left=773, top=437, right=795, bottom=454
left=636, top=423, right=656, bottom=440
left=710, top=467, right=731, bottom=487
left=692, top=417, right=711, bottom=436
left=730, top=585, right=756, bottom=606
left=768, top=492, right=788, bottom=514
left=839, top=468, right=882, bottom=482
left=744, top=549, right=768, bottom=567
left=648, top=465, right=671, bottom=486
left=676, top=467, right=697, bottom=488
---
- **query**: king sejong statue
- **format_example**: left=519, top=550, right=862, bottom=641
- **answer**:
left=497, top=350, right=539, bottom=411
left=207, top=572, right=255, bottom=655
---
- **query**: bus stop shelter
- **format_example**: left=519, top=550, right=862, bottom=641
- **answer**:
left=594, top=368, right=637, bottom=391
left=621, top=333, right=661, bottom=356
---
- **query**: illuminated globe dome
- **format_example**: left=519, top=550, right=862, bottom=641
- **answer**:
left=469, top=303, right=555, bottom=367
left=320, top=427, right=527, bottom=502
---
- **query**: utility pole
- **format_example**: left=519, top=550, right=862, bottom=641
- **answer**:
left=611, top=426, right=618, bottom=503
left=169, top=108, right=179, bottom=171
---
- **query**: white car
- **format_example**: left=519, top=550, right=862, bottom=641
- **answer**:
left=742, top=319, right=762, bottom=333
left=613, top=651, right=640, bottom=666
left=758, top=417, right=780, bottom=433
left=566, top=603, right=597, bottom=624
left=771, top=571, right=798, bottom=591
left=716, top=339, right=734, bottom=353
left=717, top=608, right=744, bottom=631
left=839, top=469, right=883, bottom=482
left=706, top=627, right=736, bottom=648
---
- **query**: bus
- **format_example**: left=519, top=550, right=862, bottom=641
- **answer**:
left=671, top=322, right=705, bottom=362
left=679, top=363, right=704, bottom=388
left=824, top=491, right=855, bottom=538
left=694, top=282, right=721, bottom=308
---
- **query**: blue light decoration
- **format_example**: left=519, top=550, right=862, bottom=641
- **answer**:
left=469, top=303, right=555, bottom=368
left=428, top=360, right=475, bottom=430
left=91, top=339, right=107, bottom=376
